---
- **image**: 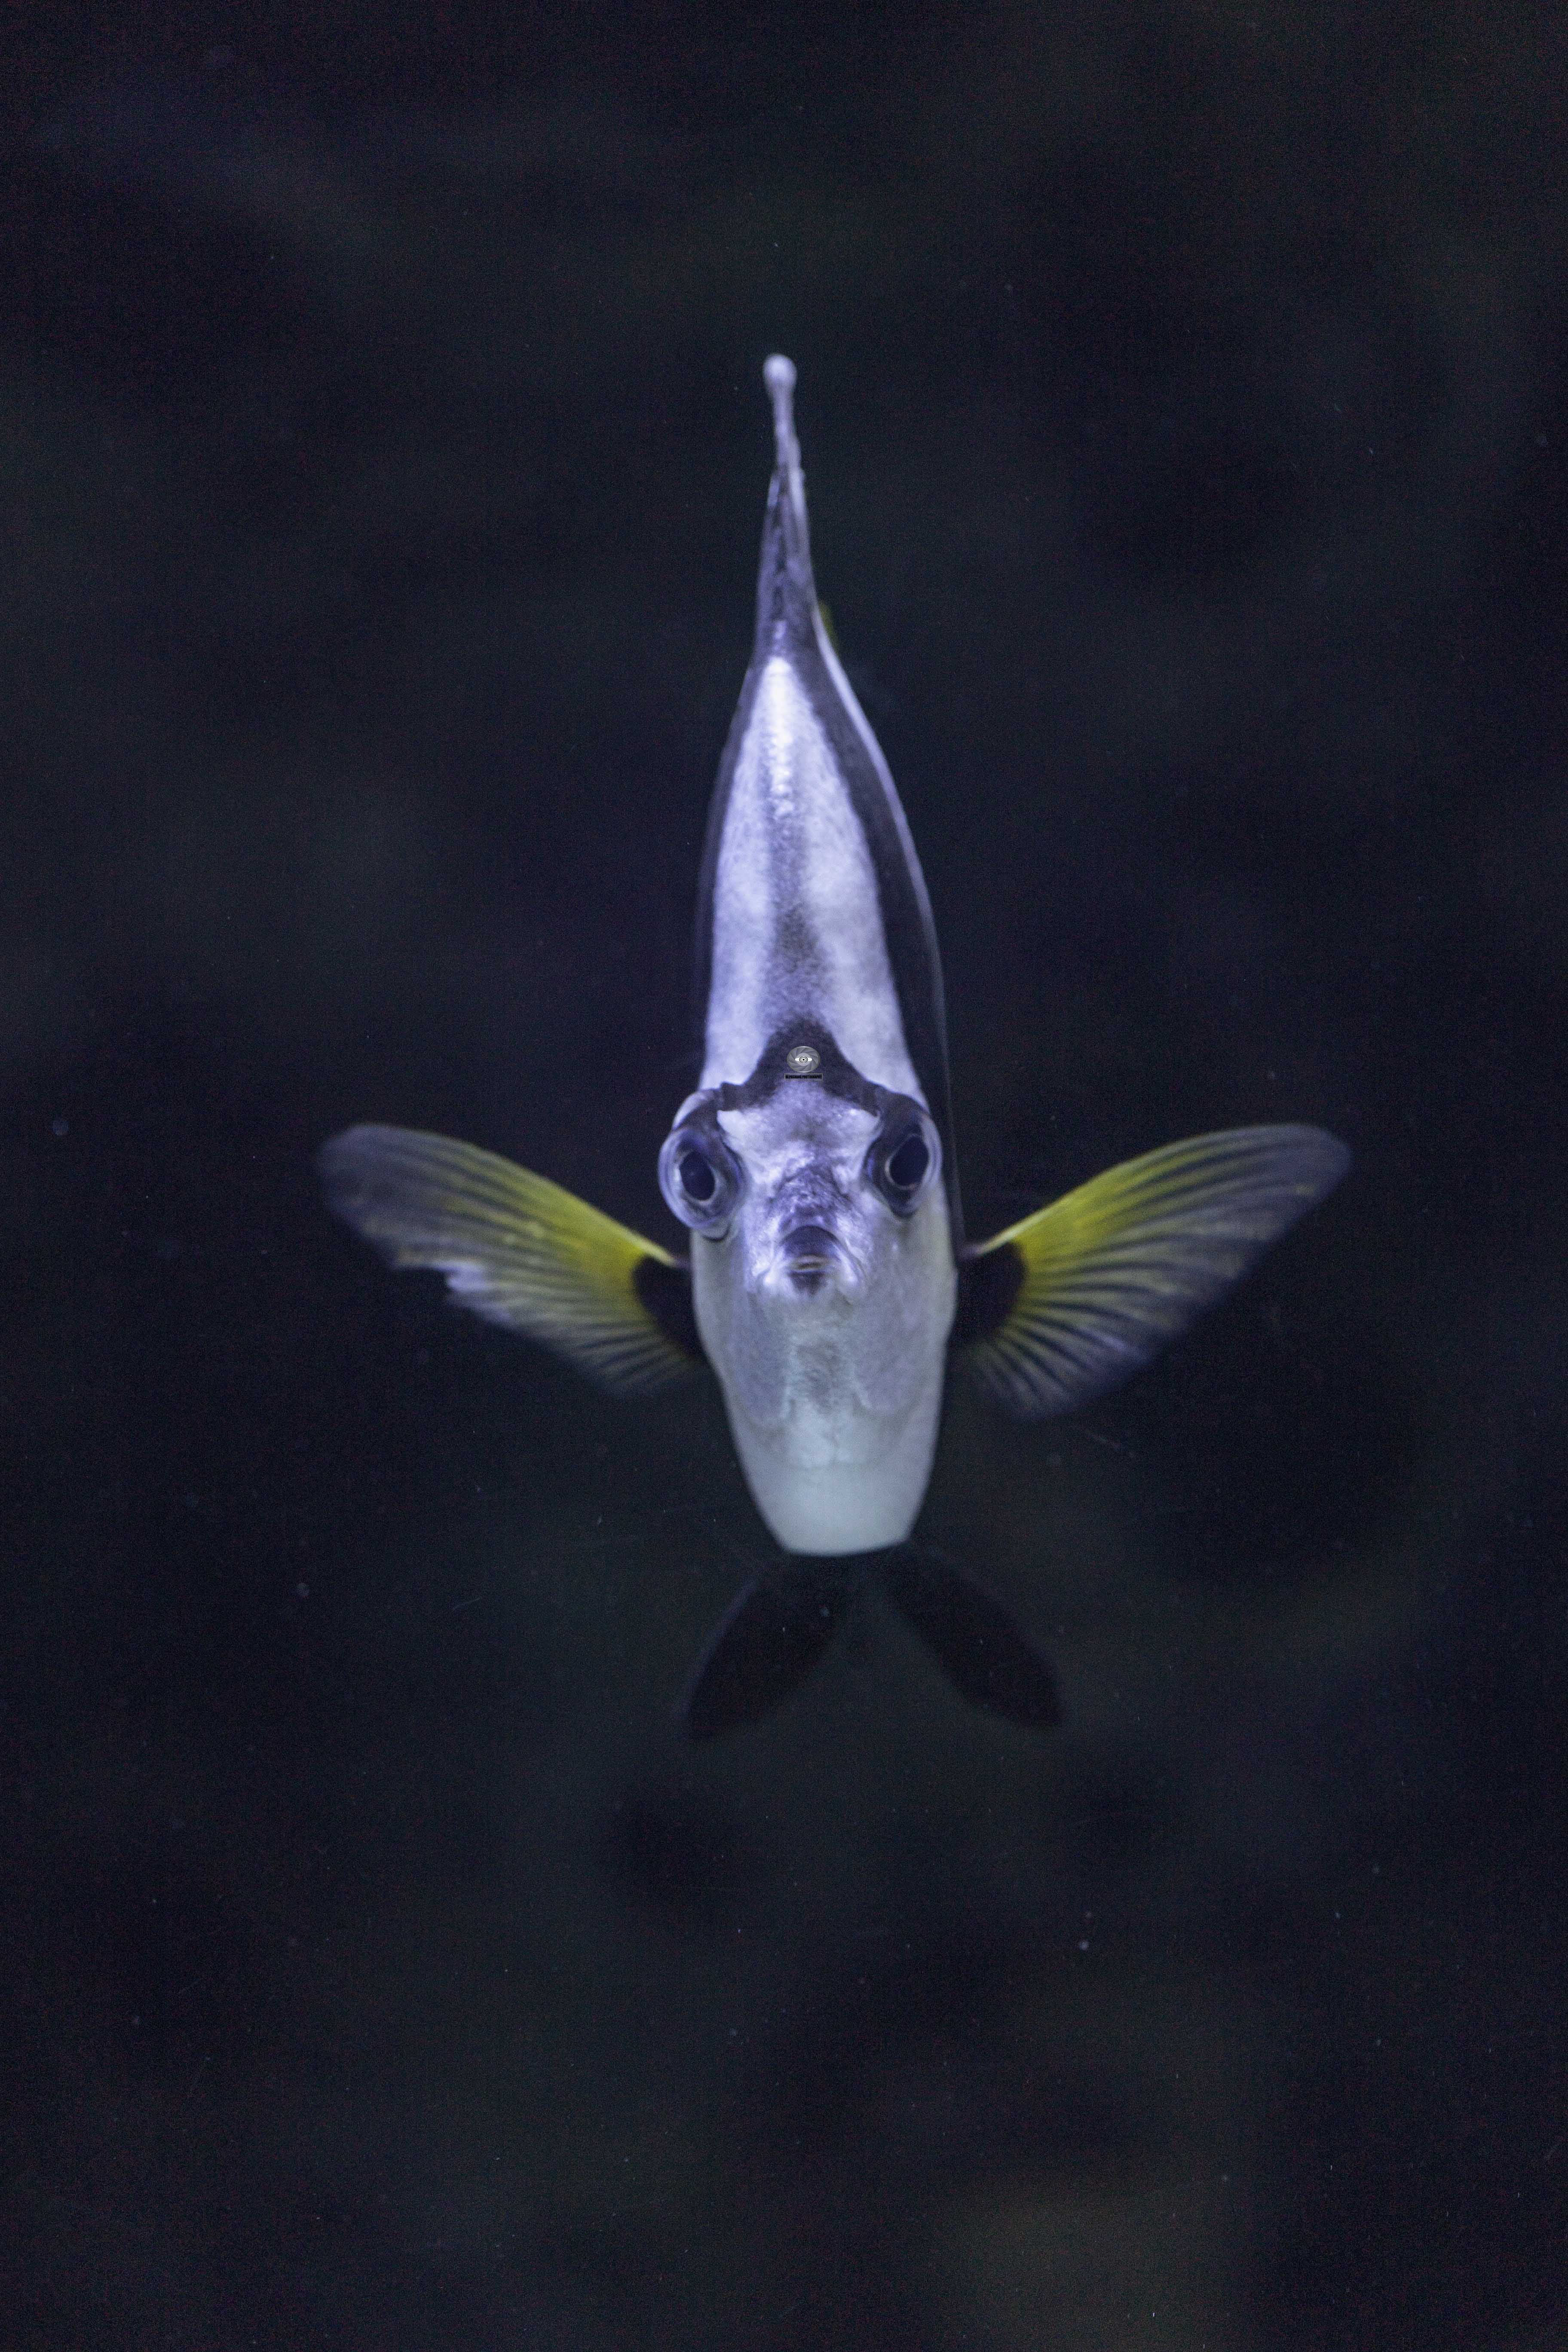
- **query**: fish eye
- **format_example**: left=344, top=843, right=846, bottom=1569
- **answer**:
left=658, top=1118, right=741, bottom=1235
left=885, top=1131, right=929, bottom=1193
left=868, top=1110, right=939, bottom=1216
left=678, top=1148, right=717, bottom=1204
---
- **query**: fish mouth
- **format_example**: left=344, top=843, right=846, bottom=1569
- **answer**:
left=775, top=1221, right=857, bottom=1293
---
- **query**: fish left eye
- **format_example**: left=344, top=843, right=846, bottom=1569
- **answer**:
left=868, top=1112, right=939, bottom=1214
left=886, top=1132, right=929, bottom=1192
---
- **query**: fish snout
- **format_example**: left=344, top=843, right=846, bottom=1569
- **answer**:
left=761, top=1215, right=863, bottom=1298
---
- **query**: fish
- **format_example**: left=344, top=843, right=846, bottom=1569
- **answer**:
left=321, top=355, right=1348, bottom=1738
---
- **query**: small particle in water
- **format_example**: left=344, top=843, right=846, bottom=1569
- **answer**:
left=296, top=1581, right=309, bottom=1599
left=51, top=1117, right=69, bottom=1137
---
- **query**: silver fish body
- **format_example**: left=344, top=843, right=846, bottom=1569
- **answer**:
left=657, top=359, right=957, bottom=1553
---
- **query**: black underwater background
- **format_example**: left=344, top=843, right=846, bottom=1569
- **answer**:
left=5, top=7, right=1567, bottom=2347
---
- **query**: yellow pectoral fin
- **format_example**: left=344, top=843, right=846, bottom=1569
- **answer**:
left=319, top=1124, right=701, bottom=1396
left=960, top=1124, right=1348, bottom=1420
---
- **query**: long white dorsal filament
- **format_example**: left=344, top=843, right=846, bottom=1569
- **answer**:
left=763, top=352, right=809, bottom=552
left=763, top=352, right=798, bottom=470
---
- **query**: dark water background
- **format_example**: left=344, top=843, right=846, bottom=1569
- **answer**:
left=4, top=7, right=1566, bottom=2346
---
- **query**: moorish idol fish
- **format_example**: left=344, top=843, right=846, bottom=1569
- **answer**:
left=321, top=356, right=1348, bottom=1738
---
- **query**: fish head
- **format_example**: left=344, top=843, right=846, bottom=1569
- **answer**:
left=658, top=1027, right=956, bottom=1555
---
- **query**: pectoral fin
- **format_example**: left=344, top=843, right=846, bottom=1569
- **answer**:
left=320, top=1124, right=701, bottom=1395
left=958, top=1123, right=1348, bottom=1419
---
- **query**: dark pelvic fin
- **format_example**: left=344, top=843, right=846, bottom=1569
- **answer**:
left=678, top=1562, right=854, bottom=1740
left=878, top=1547, right=1060, bottom=1728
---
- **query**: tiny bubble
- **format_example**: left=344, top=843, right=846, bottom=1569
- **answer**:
left=1078, top=1938, right=1090, bottom=1951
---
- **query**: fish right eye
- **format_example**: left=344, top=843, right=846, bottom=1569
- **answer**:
left=658, top=1119, right=739, bottom=1234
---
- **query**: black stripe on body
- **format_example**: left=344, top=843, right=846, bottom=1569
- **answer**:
left=713, top=1018, right=890, bottom=1117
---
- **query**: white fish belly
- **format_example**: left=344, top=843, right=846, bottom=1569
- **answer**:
left=692, top=1206, right=956, bottom=1555
left=723, top=1374, right=946, bottom=1553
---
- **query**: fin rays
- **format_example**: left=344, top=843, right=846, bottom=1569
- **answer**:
left=319, top=1124, right=700, bottom=1396
left=961, top=1124, right=1349, bottom=1420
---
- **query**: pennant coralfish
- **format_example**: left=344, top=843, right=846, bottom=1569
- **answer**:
left=321, top=356, right=1348, bottom=1737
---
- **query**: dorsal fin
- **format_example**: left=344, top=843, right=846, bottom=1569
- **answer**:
left=692, top=356, right=962, bottom=1235
left=754, top=352, right=816, bottom=654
